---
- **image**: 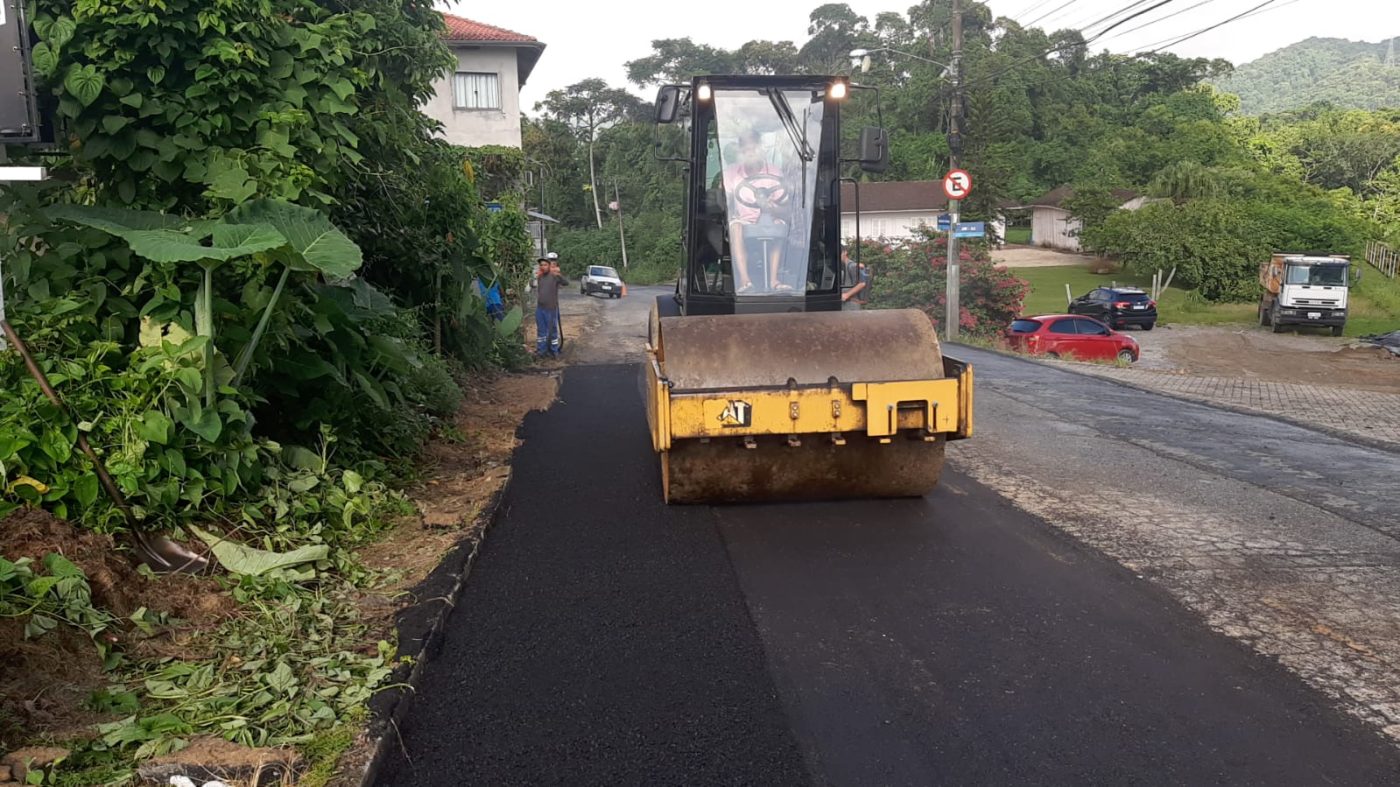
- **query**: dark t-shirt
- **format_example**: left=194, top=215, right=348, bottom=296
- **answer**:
left=535, top=272, right=568, bottom=309
left=844, top=261, right=870, bottom=301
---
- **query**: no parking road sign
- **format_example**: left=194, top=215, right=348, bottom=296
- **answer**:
left=942, top=169, right=972, bottom=201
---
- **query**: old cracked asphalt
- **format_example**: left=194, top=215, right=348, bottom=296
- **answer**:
left=375, top=288, right=1400, bottom=786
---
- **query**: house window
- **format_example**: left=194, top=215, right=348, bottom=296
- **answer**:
left=453, top=72, right=501, bottom=110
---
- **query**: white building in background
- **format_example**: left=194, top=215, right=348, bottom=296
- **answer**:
left=1023, top=186, right=1149, bottom=252
left=421, top=14, right=545, bottom=149
left=839, top=180, right=1005, bottom=242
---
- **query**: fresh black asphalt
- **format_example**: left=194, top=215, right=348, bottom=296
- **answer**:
left=375, top=363, right=1400, bottom=786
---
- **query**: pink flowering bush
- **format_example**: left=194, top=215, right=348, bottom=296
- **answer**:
left=857, top=227, right=1030, bottom=337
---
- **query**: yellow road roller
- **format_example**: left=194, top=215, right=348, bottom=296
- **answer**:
left=644, top=75, right=973, bottom=504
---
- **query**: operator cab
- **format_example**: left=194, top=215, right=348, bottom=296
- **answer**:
left=655, top=75, right=888, bottom=316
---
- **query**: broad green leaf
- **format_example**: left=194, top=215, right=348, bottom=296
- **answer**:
left=266, top=661, right=297, bottom=694
left=115, top=225, right=283, bottom=265
left=64, top=64, right=105, bottom=107
left=47, top=17, right=77, bottom=51
left=354, top=371, right=389, bottom=409
left=190, top=526, right=330, bottom=577
left=29, top=43, right=57, bottom=78
left=135, top=411, right=174, bottom=445
left=47, top=204, right=193, bottom=233
left=287, top=475, right=319, bottom=493
left=342, top=470, right=364, bottom=494
left=497, top=306, right=523, bottom=337
left=328, top=79, right=354, bottom=101
left=207, top=162, right=258, bottom=204
left=282, top=446, right=323, bottom=472
left=226, top=200, right=362, bottom=278
left=182, top=408, right=223, bottom=443
left=73, top=473, right=100, bottom=508
left=147, top=66, right=167, bottom=85
left=102, top=115, right=132, bottom=134
left=174, top=367, right=203, bottom=394
left=257, top=127, right=295, bottom=158
left=43, top=553, right=84, bottom=579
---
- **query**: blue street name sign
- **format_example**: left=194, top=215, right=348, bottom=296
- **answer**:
left=953, top=221, right=985, bottom=239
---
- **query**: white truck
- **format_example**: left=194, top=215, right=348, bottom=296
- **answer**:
left=1258, top=252, right=1355, bottom=336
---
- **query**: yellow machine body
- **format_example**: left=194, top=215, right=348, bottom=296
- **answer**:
left=644, top=306, right=972, bottom=504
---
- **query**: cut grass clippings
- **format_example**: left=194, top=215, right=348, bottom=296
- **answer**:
left=1011, top=264, right=1400, bottom=337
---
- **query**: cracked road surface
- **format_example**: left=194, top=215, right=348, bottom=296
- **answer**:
left=376, top=293, right=1400, bottom=785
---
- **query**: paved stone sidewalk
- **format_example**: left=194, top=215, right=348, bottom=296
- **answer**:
left=1057, top=363, right=1400, bottom=448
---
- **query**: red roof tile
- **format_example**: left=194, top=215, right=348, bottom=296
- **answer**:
left=440, top=13, right=538, bottom=44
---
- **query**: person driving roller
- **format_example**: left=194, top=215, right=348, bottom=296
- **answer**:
left=723, top=128, right=792, bottom=293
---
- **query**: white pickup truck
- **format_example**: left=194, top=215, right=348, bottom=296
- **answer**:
left=580, top=265, right=625, bottom=299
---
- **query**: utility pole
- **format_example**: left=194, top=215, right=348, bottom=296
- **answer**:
left=613, top=181, right=629, bottom=269
left=944, top=0, right=964, bottom=340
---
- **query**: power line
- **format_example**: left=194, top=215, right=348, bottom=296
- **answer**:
left=1096, top=0, right=1225, bottom=43
left=1023, top=0, right=1081, bottom=28
left=1010, top=0, right=1059, bottom=24
left=1065, top=0, right=1161, bottom=35
left=962, top=0, right=1181, bottom=90
left=1138, top=0, right=1285, bottom=54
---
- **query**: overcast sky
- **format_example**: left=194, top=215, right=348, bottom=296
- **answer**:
left=434, top=0, right=1399, bottom=109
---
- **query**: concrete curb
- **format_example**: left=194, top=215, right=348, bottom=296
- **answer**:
left=947, top=342, right=1400, bottom=457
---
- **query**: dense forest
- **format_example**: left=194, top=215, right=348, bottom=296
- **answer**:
left=1213, top=36, right=1400, bottom=114
left=521, top=2, right=1400, bottom=303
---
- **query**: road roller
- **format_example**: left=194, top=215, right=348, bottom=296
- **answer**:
left=645, top=74, right=973, bottom=504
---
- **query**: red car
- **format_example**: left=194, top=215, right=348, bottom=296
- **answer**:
left=1005, top=315, right=1140, bottom=363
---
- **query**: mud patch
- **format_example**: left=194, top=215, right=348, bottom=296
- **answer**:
left=0, top=509, right=234, bottom=748
left=1144, top=325, right=1400, bottom=392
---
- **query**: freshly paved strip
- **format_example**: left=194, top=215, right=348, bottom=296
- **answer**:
left=378, top=360, right=1400, bottom=785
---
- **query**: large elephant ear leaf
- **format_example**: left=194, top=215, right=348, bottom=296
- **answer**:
left=47, top=204, right=200, bottom=234
left=117, top=223, right=285, bottom=264
left=227, top=199, right=363, bottom=278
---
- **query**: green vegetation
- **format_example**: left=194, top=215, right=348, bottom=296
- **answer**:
left=1212, top=37, right=1400, bottom=114
left=0, top=0, right=533, bottom=778
left=863, top=231, right=1028, bottom=336
left=1349, top=269, right=1400, bottom=336
left=1004, top=226, right=1032, bottom=245
left=527, top=6, right=1398, bottom=307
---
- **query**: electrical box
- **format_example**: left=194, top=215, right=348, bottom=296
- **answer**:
left=1, top=0, right=42, bottom=143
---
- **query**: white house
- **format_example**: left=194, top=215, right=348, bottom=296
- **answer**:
left=1024, top=186, right=1149, bottom=252
left=839, top=180, right=1005, bottom=242
left=422, top=14, right=545, bottom=149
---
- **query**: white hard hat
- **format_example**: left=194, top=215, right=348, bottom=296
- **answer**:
left=546, top=252, right=559, bottom=260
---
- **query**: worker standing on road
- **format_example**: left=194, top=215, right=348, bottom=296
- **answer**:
left=534, top=254, right=568, bottom=357
left=841, top=247, right=868, bottom=310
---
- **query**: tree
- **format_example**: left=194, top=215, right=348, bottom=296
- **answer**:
left=799, top=4, right=870, bottom=72
left=625, top=38, right=739, bottom=87
left=536, top=79, right=645, bottom=228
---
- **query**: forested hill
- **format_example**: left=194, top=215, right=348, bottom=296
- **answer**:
left=1214, top=36, right=1400, bottom=114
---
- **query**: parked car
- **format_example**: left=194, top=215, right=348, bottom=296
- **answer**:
left=1005, top=315, right=1140, bottom=363
left=580, top=265, right=625, bottom=298
left=1067, top=286, right=1156, bottom=330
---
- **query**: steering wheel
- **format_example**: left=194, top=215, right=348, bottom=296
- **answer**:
left=733, top=173, right=792, bottom=213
